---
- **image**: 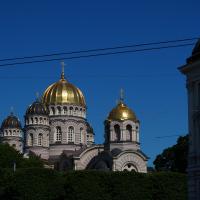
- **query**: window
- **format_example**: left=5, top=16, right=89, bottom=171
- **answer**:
left=69, top=107, right=73, bottom=115
left=78, top=128, right=83, bottom=143
left=74, top=107, right=78, bottom=115
left=35, top=117, right=38, bottom=124
left=126, top=125, right=132, bottom=141
left=114, top=124, right=120, bottom=141
left=63, top=107, right=67, bottom=114
left=68, top=126, right=74, bottom=142
left=38, top=133, right=43, bottom=146
left=39, top=117, right=42, bottom=124
left=57, top=106, right=61, bottom=115
left=51, top=107, right=55, bottom=115
left=56, top=127, right=62, bottom=141
left=29, top=134, right=33, bottom=146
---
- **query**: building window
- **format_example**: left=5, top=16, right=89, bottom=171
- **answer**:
left=57, top=106, right=61, bottom=115
left=80, top=128, right=83, bottom=143
left=68, top=126, right=74, bottom=142
left=51, top=107, right=55, bottom=115
left=29, top=134, right=33, bottom=146
left=63, top=107, right=67, bottom=114
left=69, top=107, right=73, bottom=115
left=126, top=125, right=132, bottom=141
left=56, top=127, right=62, bottom=141
left=38, top=133, right=43, bottom=146
left=74, top=107, right=78, bottom=115
left=114, top=124, right=120, bottom=141
left=39, top=117, right=43, bottom=124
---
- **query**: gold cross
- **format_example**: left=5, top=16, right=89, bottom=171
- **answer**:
left=61, top=61, right=66, bottom=79
left=120, top=88, right=124, bottom=102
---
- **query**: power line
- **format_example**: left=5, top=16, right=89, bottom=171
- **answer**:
left=155, top=134, right=184, bottom=139
left=0, top=42, right=195, bottom=67
left=0, top=37, right=198, bottom=63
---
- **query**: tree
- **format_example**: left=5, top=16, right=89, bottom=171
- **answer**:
left=0, top=143, right=43, bottom=169
left=153, top=135, right=188, bottom=173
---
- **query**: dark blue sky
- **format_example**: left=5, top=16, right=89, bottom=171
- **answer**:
left=0, top=0, right=199, bottom=165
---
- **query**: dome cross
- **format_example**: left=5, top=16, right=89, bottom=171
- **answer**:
left=61, top=61, right=66, bottom=79
left=120, top=88, right=124, bottom=103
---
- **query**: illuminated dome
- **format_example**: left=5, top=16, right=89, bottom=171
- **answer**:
left=107, top=102, right=137, bottom=122
left=42, top=71, right=86, bottom=107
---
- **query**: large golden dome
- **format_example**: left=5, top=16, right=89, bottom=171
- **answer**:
left=42, top=72, right=86, bottom=107
left=107, top=102, right=137, bottom=122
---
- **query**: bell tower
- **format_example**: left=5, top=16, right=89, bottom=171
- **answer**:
left=104, top=90, right=140, bottom=151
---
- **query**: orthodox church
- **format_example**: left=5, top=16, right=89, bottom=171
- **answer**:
left=0, top=66, right=148, bottom=172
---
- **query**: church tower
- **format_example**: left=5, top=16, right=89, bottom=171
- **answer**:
left=0, top=112, right=23, bottom=153
left=179, top=39, right=200, bottom=200
left=104, top=90, right=140, bottom=151
left=24, top=99, right=50, bottom=159
left=104, top=90, right=148, bottom=172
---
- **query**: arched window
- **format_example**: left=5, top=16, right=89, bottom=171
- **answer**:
left=114, top=124, right=120, bottom=142
left=74, top=107, right=78, bottom=116
left=79, top=128, right=83, bottom=143
left=126, top=125, right=132, bottom=141
left=51, top=107, right=55, bottom=115
left=63, top=107, right=67, bottom=114
left=13, top=130, right=16, bottom=136
left=38, top=133, right=43, bottom=146
left=31, top=117, right=34, bottom=124
left=57, top=106, right=61, bottom=115
left=80, top=108, right=82, bottom=117
left=35, top=117, right=38, bottom=124
left=69, top=107, right=73, bottom=115
left=29, top=133, right=33, bottom=146
left=56, top=126, right=62, bottom=141
left=39, top=117, right=43, bottom=124
left=68, top=126, right=74, bottom=143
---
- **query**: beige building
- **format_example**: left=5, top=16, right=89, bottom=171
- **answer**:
left=0, top=67, right=148, bottom=172
left=179, top=39, right=200, bottom=200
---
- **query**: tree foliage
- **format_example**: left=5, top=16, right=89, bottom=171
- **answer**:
left=0, top=143, right=43, bottom=169
left=153, top=135, right=188, bottom=173
left=0, top=169, right=187, bottom=200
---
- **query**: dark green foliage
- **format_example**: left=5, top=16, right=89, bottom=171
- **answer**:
left=0, top=143, right=24, bottom=168
left=0, top=169, right=186, bottom=200
left=153, top=135, right=188, bottom=173
left=11, top=168, right=65, bottom=200
left=0, top=143, right=44, bottom=169
left=64, top=171, right=186, bottom=200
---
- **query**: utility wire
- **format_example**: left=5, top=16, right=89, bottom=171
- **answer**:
left=0, top=42, right=195, bottom=67
left=0, top=37, right=198, bottom=63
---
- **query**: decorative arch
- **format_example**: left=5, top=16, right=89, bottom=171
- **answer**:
left=114, top=151, right=147, bottom=173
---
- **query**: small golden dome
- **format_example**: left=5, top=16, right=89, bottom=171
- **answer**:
left=42, top=71, right=86, bottom=107
left=107, top=102, right=137, bottom=122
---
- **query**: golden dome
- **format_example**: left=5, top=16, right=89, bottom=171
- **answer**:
left=107, top=102, right=137, bottom=122
left=42, top=71, right=86, bottom=107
